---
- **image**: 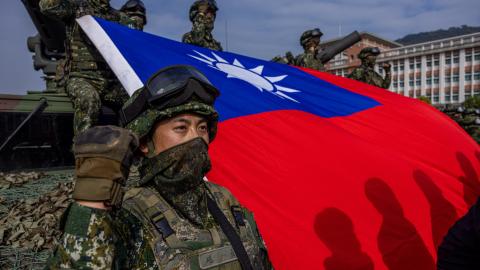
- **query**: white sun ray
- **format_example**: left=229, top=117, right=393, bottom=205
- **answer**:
left=274, top=91, right=300, bottom=103
left=265, top=75, right=287, bottom=83
left=275, top=85, right=301, bottom=93
left=188, top=55, right=214, bottom=66
left=211, top=52, right=228, bottom=63
left=233, top=59, right=245, bottom=68
left=188, top=50, right=302, bottom=103
left=192, top=50, right=216, bottom=62
left=249, top=65, right=264, bottom=75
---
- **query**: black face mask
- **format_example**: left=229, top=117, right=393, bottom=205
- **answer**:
left=139, top=137, right=211, bottom=194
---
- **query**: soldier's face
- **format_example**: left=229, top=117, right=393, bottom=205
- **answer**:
left=306, top=38, right=320, bottom=52
left=140, top=113, right=210, bottom=155
left=365, top=55, right=377, bottom=66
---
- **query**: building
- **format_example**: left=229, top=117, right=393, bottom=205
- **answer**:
left=324, top=32, right=480, bottom=105
left=321, top=32, right=401, bottom=76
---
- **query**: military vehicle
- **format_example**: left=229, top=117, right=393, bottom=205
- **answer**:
left=0, top=0, right=117, bottom=171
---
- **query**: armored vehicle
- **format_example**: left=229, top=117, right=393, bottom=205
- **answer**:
left=0, top=0, right=116, bottom=171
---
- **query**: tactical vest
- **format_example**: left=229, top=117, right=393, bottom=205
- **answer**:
left=66, top=4, right=135, bottom=74
left=295, top=53, right=324, bottom=71
left=122, top=182, right=266, bottom=270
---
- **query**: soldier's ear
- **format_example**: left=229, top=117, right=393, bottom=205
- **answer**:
left=139, top=138, right=149, bottom=155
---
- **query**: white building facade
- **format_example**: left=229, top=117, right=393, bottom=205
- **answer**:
left=376, top=33, right=480, bottom=104
left=326, top=32, right=480, bottom=105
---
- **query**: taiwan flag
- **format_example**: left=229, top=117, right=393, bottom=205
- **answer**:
left=78, top=16, right=480, bottom=270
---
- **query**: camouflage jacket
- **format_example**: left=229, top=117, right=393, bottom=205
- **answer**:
left=182, top=31, right=223, bottom=51
left=182, top=14, right=222, bottom=51
left=45, top=182, right=272, bottom=270
left=39, top=0, right=136, bottom=79
left=294, top=52, right=324, bottom=71
left=347, top=66, right=391, bottom=89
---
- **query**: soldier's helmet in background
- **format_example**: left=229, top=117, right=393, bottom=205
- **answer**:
left=189, top=0, right=219, bottom=22
left=358, top=47, right=381, bottom=60
left=300, top=28, right=323, bottom=47
left=121, top=0, right=147, bottom=24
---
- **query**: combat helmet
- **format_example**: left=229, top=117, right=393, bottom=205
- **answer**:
left=358, top=47, right=381, bottom=60
left=120, top=65, right=220, bottom=141
left=121, top=0, right=147, bottom=24
left=300, top=28, right=323, bottom=47
left=189, top=0, right=218, bottom=22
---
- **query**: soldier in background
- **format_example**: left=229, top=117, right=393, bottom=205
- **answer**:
left=39, top=0, right=137, bottom=136
left=120, top=0, right=147, bottom=30
left=348, top=47, right=391, bottom=89
left=295, top=28, right=325, bottom=71
left=182, top=0, right=223, bottom=51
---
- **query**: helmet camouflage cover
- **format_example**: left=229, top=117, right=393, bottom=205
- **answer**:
left=358, top=47, right=381, bottom=60
left=300, top=28, right=323, bottom=47
left=124, top=89, right=219, bottom=141
left=189, top=0, right=218, bottom=22
left=121, top=0, right=147, bottom=22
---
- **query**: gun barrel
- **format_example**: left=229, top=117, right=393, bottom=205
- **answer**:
left=318, top=31, right=361, bottom=64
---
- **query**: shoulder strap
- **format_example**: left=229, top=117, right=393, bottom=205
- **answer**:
left=207, top=196, right=253, bottom=270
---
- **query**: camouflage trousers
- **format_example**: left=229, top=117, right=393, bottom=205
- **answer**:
left=66, top=74, right=129, bottom=136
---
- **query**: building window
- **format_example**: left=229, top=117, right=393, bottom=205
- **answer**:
left=466, top=55, right=473, bottom=62
left=427, top=78, right=432, bottom=85
left=453, top=57, right=460, bottom=64
left=475, top=87, right=480, bottom=96
left=453, top=93, right=459, bottom=102
left=434, top=59, right=440, bottom=66
left=399, top=65, right=404, bottom=71
left=409, top=63, right=415, bottom=69
left=434, top=77, right=439, bottom=84
left=393, top=82, right=398, bottom=88
left=445, top=93, right=451, bottom=102
left=393, top=66, right=398, bottom=72
left=434, top=94, right=440, bottom=103
left=409, top=80, right=414, bottom=87
left=416, top=79, right=421, bottom=86
left=474, top=73, right=480, bottom=80
left=465, top=73, right=472, bottom=81
left=427, top=61, right=432, bottom=67
left=445, top=58, right=452, bottom=65
left=475, top=54, right=480, bottom=61
left=400, top=81, right=405, bottom=87
left=445, top=77, right=451, bottom=83
left=416, top=63, right=421, bottom=69
left=453, top=74, right=459, bottom=82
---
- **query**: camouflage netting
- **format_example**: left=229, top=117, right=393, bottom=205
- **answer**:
left=0, top=171, right=73, bottom=270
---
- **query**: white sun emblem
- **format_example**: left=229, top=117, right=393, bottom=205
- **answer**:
left=188, top=50, right=301, bottom=103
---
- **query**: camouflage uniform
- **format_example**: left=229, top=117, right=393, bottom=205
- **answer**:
left=39, top=0, right=137, bottom=135
left=182, top=0, right=223, bottom=51
left=45, top=86, right=273, bottom=269
left=294, top=28, right=324, bottom=71
left=348, top=47, right=391, bottom=89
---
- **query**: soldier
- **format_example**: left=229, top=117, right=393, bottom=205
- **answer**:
left=120, top=0, right=147, bottom=30
left=348, top=47, right=391, bottom=89
left=45, top=65, right=273, bottom=269
left=182, top=0, right=223, bottom=51
left=294, top=28, right=325, bottom=71
left=39, top=0, right=137, bottom=136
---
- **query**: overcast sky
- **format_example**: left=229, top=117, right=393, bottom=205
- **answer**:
left=1, top=0, right=479, bottom=95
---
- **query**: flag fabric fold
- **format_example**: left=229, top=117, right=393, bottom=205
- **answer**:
left=78, top=15, right=480, bottom=270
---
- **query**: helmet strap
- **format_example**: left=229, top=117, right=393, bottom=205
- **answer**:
left=145, top=137, right=157, bottom=158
